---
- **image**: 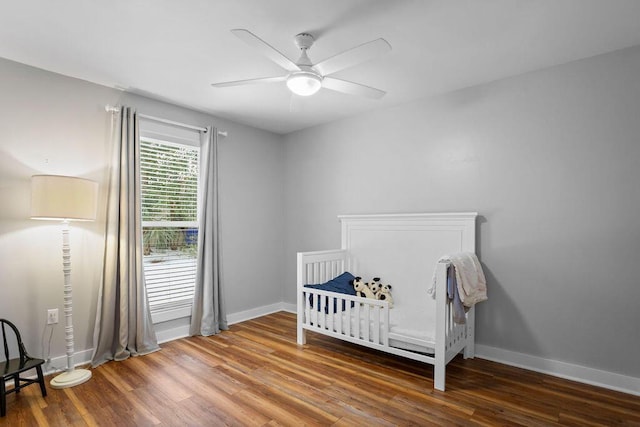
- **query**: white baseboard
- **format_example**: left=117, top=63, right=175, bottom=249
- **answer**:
left=281, top=302, right=296, bottom=314
left=476, top=344, right=640, bottom=397
left=227, top=301, right=296, bottom=325
left=43, top=348, right=94, bottom=377
left=38, top=305, right=638, bottom=397
left=155, top=301, right=297, bottom=344
left=156, top=323, right=191, bottom=344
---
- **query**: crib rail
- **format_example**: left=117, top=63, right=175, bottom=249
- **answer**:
left=297, top=249, right=391, bottom=347
left=301, top=287, right=389, bottom=346
left=297, top=249, right=349, bottom=286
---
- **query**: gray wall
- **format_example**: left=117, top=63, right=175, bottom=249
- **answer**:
left=0, top=58, right=284, bottom=360
left=2, top=42, right=639, bottom=384
left=283, top=45, right=640, bottom=379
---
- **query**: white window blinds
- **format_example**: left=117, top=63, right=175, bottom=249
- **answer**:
left=140, top=138, right=199, bottom=318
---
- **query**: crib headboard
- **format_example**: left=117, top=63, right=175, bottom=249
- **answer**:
left=339, top=212, right=477, bottom=321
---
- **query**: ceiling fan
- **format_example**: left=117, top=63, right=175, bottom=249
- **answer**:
left=211, top=29, right=392, bottom=99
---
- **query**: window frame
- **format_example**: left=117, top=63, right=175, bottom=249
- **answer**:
left=139, top=120, right=201, bottom=324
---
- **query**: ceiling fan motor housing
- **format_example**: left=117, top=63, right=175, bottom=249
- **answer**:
left=294, top=33, right=315, bottom=50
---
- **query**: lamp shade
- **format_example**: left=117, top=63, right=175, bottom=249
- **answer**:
left=31, top=175, right=98, bottom=221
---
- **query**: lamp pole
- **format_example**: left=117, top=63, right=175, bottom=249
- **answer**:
left=50, top=220, right=92, bottom=389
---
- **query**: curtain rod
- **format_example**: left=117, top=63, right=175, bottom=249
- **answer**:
left=105, top=105, right=228, bottom=137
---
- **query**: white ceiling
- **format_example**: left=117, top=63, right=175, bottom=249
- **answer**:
left=1, top=0, right=640, bottom=134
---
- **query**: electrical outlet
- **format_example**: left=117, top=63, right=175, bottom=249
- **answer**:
left=47, top=308, right=59, bottom=325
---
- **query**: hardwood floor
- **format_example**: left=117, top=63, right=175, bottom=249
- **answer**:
left=1, top=311, right=639, bottom=426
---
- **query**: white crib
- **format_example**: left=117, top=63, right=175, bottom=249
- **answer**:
left=296, top=212, right=478, bottom=391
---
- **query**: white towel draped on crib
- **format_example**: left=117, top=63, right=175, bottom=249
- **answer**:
left=429, top=252, right=488, bottom=308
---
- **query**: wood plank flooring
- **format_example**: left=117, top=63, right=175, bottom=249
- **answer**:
left=1, top=311, right=639, bottom=426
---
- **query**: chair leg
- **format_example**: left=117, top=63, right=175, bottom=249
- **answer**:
left=14, top=375, right=20, bottom=393
left=36, top=366, right=47, bottom=397
left=1, top=377, right=6, bottom=417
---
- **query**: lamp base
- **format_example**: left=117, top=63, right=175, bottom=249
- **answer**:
left=50, top=368, right=92, bottom=389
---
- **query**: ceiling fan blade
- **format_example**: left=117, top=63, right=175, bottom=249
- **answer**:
left=314, top=38, right=391, bottom=76
left=211, top=75, right=287, bottom=88
left=231, top=29, right=300, bottom=72
left=322, top=77, right=386, bottom=99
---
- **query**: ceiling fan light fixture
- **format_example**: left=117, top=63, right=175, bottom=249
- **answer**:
left=286, top=71, right=322, bottom=96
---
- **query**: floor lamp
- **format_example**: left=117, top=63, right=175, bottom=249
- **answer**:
left=31, top=175, right=98, bottom=389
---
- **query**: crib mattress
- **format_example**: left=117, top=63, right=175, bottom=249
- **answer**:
left=389, top=308, right=435, bottom=344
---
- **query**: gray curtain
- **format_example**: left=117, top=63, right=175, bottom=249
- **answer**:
left=190, top=126, right=228, bottom=336
left=91, top=106, right=159, bottom=367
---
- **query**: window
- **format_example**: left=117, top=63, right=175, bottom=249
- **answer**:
left=140, top=135, right=200, bottom=323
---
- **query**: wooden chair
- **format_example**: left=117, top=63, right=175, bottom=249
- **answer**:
left=0, top=319, right=47, bottom=417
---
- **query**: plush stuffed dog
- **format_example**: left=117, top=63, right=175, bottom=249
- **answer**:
left=376, top=283, right=394, bottom=308
left=352, top=276, right=375, bottom=299
left=368, top=277, right=382, bottom=294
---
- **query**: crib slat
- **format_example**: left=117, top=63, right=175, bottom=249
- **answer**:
left=446, top=297, right=453, bottom=350
left=304, top=292, right=311, bottom=326
left=337, top=296, right=343, bottom=334
left=320, top=295, right=326, bottom=329
left=354, top=303, right=360, bottom=339
left=345, top=301, right=351, bottom=337
left=363, top=304, right=370, bottom=342
left=328, top=295, right=335, bottom=330
left=382, top=304, right=389, bottom=346
left=373, top=305, right=380, bottom=344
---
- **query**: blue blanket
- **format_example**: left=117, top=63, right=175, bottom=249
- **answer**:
left=304, top=271, right=356, bottom=313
